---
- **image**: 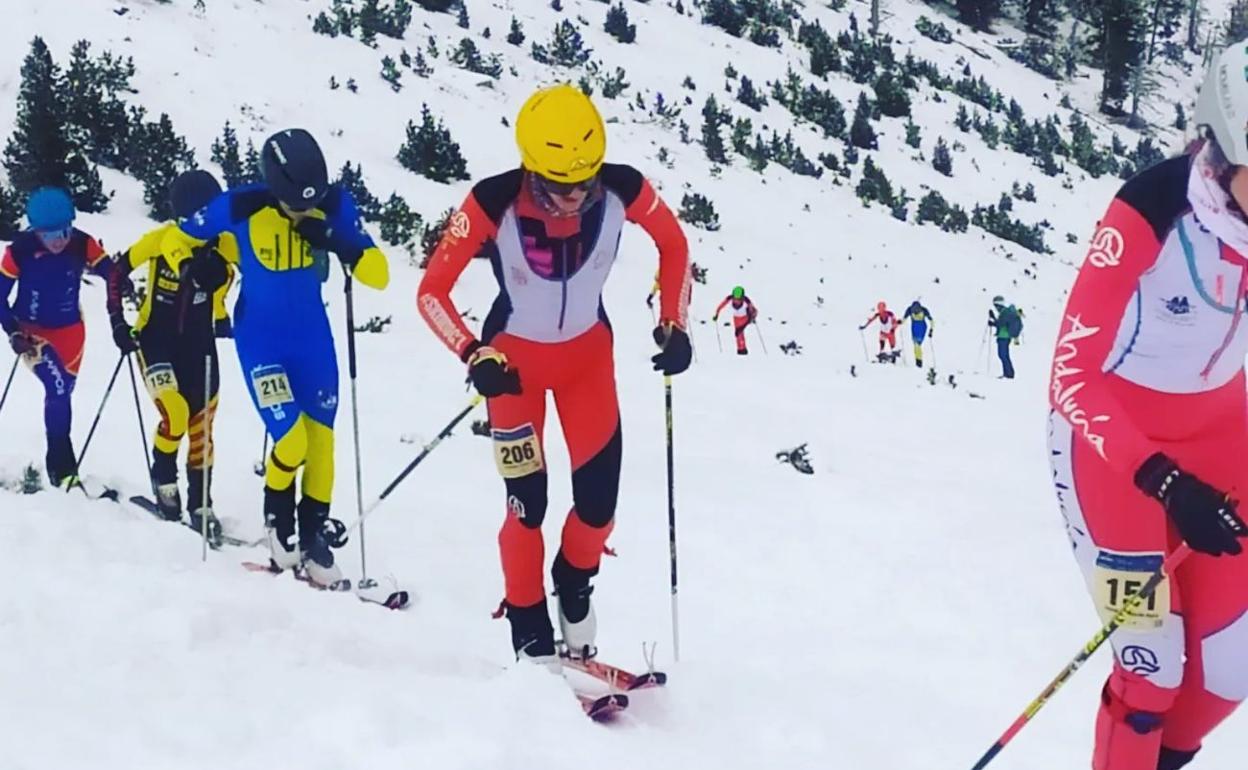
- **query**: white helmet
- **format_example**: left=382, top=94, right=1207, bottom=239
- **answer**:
left=1195, top=41, right=1248, bottom=166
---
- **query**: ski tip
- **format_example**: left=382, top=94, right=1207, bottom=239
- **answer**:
left=581, top=693, right=629, bottom=721
left=629, top=671, right=668, bottom=690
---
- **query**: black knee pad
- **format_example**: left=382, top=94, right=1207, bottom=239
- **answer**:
left=264, top=485, right=296, bottom=538
left=571, top=426, right=622, bottom=529
left=1158, top=747, right=1198, bottom=770
left=505, top=472, right=548, bottom=529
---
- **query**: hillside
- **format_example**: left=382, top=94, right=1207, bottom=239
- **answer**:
left=0, top=1, right=1243, bottom=769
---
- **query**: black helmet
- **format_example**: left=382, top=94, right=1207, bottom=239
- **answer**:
left=169, top=169, right=222, bottom=221
left=261, top=128, right=329, bottom=210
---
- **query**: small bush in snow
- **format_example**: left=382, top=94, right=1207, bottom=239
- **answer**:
left=507, top=17, right=525, bottom=46
left=531, top=20, right=592, bottom=67
left=605, top=4, right=637, bottom=43
left=855, top=157, right=894, bottom=208
left=873, top=71, right=910, bottom=118
left=397, top=105, right=469, bottom=183
left=737, top=76, right=767, bottom=111
left=915, top=15, right=953, bottom=43
left=849, top=93, right=878, bottom=150
left=378, top=193, right=423, bottom=251
left=932, top=137, right=953, bottom=176
left=679, top=192, right=721, bottom=231
left=797, top=20, right=840, bottom=78
left=450, top=38, right=502, bottom=78
left=904, top=118, right=921, bottom=149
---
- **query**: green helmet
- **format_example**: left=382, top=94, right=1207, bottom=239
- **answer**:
left=732, top=286, right=745, bottom=299
left=992, top=295, right=1005, bottom=305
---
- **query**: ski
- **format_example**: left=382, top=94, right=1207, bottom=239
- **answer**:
left=562, top=656, right=668, bottom=691
left=241, top=560, right=410, bottom=610
left=576, top=690, right=629, bottom=721
left=126, top=495, right=258, bottom=549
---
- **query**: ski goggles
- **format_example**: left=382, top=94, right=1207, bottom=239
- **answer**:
left=35, top=226, right=73, bottom=250
left=534, top=174, right=600, bottom=198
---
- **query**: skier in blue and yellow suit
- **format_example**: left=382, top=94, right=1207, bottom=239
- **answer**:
left=181, top=129, right=389, bottom=586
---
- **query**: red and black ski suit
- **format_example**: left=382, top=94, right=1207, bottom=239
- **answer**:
left=714, top=295, right=757, bottom=354
left=418, top=165, right=690, bottom=613
left=1049, top=148, right=1248, bottom=769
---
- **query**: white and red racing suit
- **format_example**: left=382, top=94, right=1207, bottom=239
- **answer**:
left=1049, top=145, right=1248, bottom=768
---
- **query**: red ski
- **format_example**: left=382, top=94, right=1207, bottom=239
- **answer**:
left=562, top=656, right=668, bottom=691
left=576, top=690, right=629, bottom=721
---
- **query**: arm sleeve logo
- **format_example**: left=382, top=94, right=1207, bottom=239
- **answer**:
left=1088, top=226, right=1125, bottom=269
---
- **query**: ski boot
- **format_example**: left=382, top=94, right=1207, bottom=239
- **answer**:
left=47, top=434, right=79, bottom=491
left=1158, top=748, right=1198, bottom=770
left=188, top=507, right=224, bottom=548
left=263, top=485, right=300, bottom=570
left=506, top=599, right=560, bottom=672
left=297, top=497, right=349, bottom=590
left=151, top=450, right=181, bottom=521
left=553, top=554, right=598, bottom=661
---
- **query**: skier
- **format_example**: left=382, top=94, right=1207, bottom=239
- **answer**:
left=1047, top=43, right=1248, bottom=770
left=417, top=84, right=692, bottom=665
left=107, top=170, right=236, bottom=539
left=0, top=187, right=114, bottom=487
left=180, top=129, right=390, bottom=586
left=901, top=299, right=934, bottom=368
left=712, top=286, right=757, bottom=355
left=988, top=295, right=1022, bottom=379
left=860, top=301, right=900, bottom=362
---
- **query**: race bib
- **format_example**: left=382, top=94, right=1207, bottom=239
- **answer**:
left=251, top=365, right=294, bottom=409
left=144, top=363, right=178, bottom=395
left=492, top=423, right=544, bottom=479
left=1092, top=550, right=1170, bottom=631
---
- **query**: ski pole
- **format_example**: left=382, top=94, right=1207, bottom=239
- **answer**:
left=343, top=394, right=484, bottom=538
left=713, top=320, right=723, bottom=353
left=76, top=353, right=127, bottom=472
left=342, top=271, right=369, bottom=581
left=977, top=325, right=989, bottom=374
left=127, top=355, right=152, bottom=482
left=0, top=354, right=18, bottom=418
left=859, top=328, right=869, bottom=363
left=664, top=374, right=680, bottom=662
left=969, top=544, right=1192, bottom=770
left=752, top=321, right=768, bottom=356
left=255, top=430, right=268, bottom=477
left=200, top=351, right=213, bottom=562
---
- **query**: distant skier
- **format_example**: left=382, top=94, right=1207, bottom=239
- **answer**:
left=901, top=300, right=934, bottom=368
left=860, top=301, right=900, bottom=362
left=0, top=187, right=114, bottom=487
left=713, top=286, right=757, bottom=355
left=1047, top=44, right=1248, bottom=770
left=107, top=170, right=236, bottom=540
left=988, top=295, right=1022, bottom=379
left=417, top=84, right=692, bottom=665
left=180, top=129, right=390, bottom=586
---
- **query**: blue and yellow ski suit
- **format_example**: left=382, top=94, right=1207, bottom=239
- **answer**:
left=181, top=184, right=388, bottom=508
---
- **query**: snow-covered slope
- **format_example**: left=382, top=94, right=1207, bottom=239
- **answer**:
left=1, top=1, right=1243, bottom=768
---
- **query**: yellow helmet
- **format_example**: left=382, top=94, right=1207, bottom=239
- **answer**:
left=515, top=84, right=606, bottom=184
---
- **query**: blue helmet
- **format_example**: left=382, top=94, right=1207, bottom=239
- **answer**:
left=26, top=187, right=75, bottom=231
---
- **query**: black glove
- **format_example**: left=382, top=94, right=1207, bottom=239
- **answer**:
left=651, top=324, right=692, bottom=375
left=295, top=217, right=334, bottom=249
left=8, top=331, right=35, bottom=357
left=187, top=244, right=229, bottom=291
left=1135, top=453, right=1246, bottom=556
left=111, top=319, right=139, bottom=354
left=465, top=344, right=522, bottom=398
left=645, top=294, right=654, bottom=309
left=214, top=317, right=234, bottom=339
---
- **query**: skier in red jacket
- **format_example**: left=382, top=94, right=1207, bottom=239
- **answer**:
left=417, top=85, right=692, bottom=666
left=713, top=286, right=757, bottom=355
left=860, top=301, right=899, bottom=361
left=1048, top=43, right=1248, bottom=770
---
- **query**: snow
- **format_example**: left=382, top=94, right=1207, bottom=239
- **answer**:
left=0, top=0, right=1244, bottom=768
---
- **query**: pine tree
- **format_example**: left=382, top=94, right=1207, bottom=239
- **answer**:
left=678, top=192, right=721, bottom=230
left=457, top=3, right=470, bottom=29
left=508, top=16, right=526, bottom=45
left=700, top=95, right=729, bottom=164
left=605, top=4, right=637, bottom=43
left=358, top=0, right=385, bottom=45
left=532, top=20, right=591, bottom=67
left=703, top=0, right=747, bottom=37
left=210, top=122, right=245, bottom=188
left=956, top=0, right=1001, bottom=32
left=905, top=118, right=921, bottom=148
left=849, top=92, right=878, bottom=150
left=243, top=139, right=263, bottom=184
left=916, top=190, right=950, bottom=226
left=955, top=104, right=972, bottom=132
left=313, top=12, right=337, bottom=36
left=737, top=76, right=766, bottom=111
left=0, top=181, right=21, bottom=239
left=128, top=112, right=195, bottom=220
left=855, top=157, right=894, bottom=207
left=336, top=162, right=380, bottom=220
left=63, top=40, right=134, bottom=171
left=873, top=71, right=911, bottom=118
left=397, top=104, right=470, bottom=183
left=1101, top=0, right=1147, bottom=117
left=378, top=192, right=423, bottom=248
left=381, top=56, right=402, bottom=91
left=932, top=137, right=953, bottom=175
left=4, top=38, right=72, bottom=195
